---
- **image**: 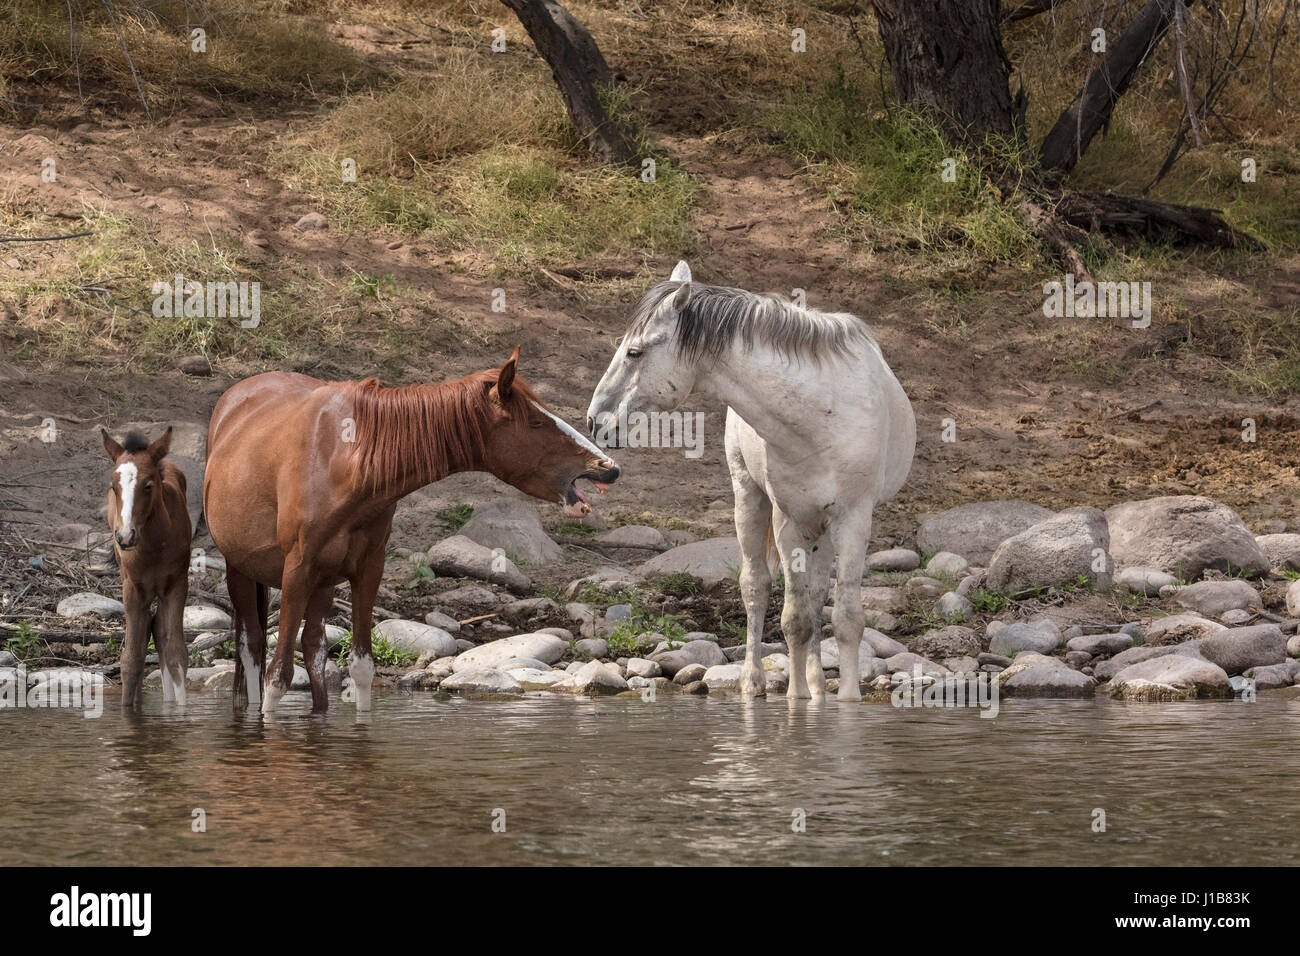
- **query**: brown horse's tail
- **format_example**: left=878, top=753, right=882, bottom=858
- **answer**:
left=256, top=582, right=269, bottom=634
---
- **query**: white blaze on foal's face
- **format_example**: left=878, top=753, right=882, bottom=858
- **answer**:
left=115, top=462, right=139, bottom=536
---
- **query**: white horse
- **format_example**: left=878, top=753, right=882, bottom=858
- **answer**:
left=587, top=261, right=915, bottom=701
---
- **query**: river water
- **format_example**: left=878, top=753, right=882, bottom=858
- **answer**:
left=2, top=690, right=1297, bottom=865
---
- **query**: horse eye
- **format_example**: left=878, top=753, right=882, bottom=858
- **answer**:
left=626, top=348, right=643, bottom=358
left=529, top=419, right=545, bottom=429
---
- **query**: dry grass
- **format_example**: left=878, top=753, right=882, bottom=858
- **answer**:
left=0, top=0, right=369, bottom=117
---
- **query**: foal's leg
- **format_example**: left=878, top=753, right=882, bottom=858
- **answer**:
left=772, top=511, right=825, bottom=701
left=345, top=547, right=385, bottom=712
left=263, top=552, right=312, bottom=714
left=300, top=586, right=335, bottom=714
left=227, top=567, right=263, bottom=710
left=119, top=583, right=150, bottom=711
left=729, top=467, right=773, bottom=699
left=830, top=508, right=873, bottom=703
left=155, top=575, right=188, bottom=706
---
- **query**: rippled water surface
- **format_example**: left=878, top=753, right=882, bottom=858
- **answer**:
left=2, top=690, right=1298, bottom=865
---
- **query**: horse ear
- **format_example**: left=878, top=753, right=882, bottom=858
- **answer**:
left=147, top=426, right=172, bottom=462
left=498, top=345, right=520, bottom=399
left=671, top=281, right=692, bottom=311
left=101, top=427, right=124, bottom=462
left=669, top=260, right=692, bottom=283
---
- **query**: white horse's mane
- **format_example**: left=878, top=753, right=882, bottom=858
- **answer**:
left=629, top=280, right=876, bottom=364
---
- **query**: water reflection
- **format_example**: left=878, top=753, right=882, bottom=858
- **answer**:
left=1, top=690, right=1297, bottom=865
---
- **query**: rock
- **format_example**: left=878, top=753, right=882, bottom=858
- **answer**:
left=452, top=632, right=567, bottom=672
left=943, top=655, right=981, bottom=674
left=1220, top=609, right=1253, bottom=626
left=1114, top=567, right=1178, bottom=596
left=1107, top=655, right=1233, bottom=700
left=427, top=535, right=530, bottom=591
left=441, top=667, right=524, bottom=695
left=501, top=597, right=558, bottom=620
left=596, top=526, right=667, bottom=550
left=818, top=642, right=887, bottom=680
left=902, top=576, right=944, bottom=601
left=988, top=619, right=1063, bottom=657
left=1064, top=651, right=1092, bottom=668
left=1254, top=533, right=1300, bottom=572
left=398, top=669, right=437, bottom=691
left=1198, top=624, right=1287, bottom=674
left=1004, top=662, right=1096, bottom=697
left=637, top=537, right=740, bottom=588
left=1173, top=579, right=1258, bottom=617
left=564, top=567, right=642, bottom=598
left=884, top=652, right=948, bottom=678
left=723, top=641, right=785, bottom=662
left=458, top=498, right=562, bottom=565
left=57, top=592, right=124, bottom=620
left=934, top=591, right=974, bottom=620
left=575, top=637, right=608, bottom=658
left=862, top=587, right=908, bottom=614
left=177, top=355, right=211, bottom=376
left=455, top=638, right=475, bottom=653
left=1066, top=632, right=1135, bottom=656
left=917, top=500, right=1055, bottom=565
left=374, top=619, right=458, bottom=658
left=911, top=625, right=979, bottom=659
left=1092, top=645, right=1183, bottom=681
left=437, top=584, right=505, bottom=608
left=1143, top=613, right=1226, bottom=646
left=1287, top=579, right=1300, bottom=617
left=862, top=629, right=907, bottom=658
left=0, top=651, right=15, bottom=667
left=1289, top=634, right=1300, bottom=658
left=978, top=652, right=1012, bottom=667
left=867, top=548, right=920, bottom=571
left=925, top=551, right=970, bottom=576
left=985, top=507, right=1110, bottom=592
left=702, top=663, right=744, bottom=690
left=625, top=657, right=661, bottom=679
left=673, top=663, right=707, bottom=685
left=1243, top=663, right=1295, bottom=690
left=509, top=667, right=569, bottom=690
left=650, top=640, right=728, bottom=677
left=424, top=610, right=461, bottom=633
left=1105, top=496, right=1268, bottom=579
left=204, top=669, right=236, bottom=690
left=183, top=604, right=231, bottom=630
left=294, top=212, right=327, bottom=230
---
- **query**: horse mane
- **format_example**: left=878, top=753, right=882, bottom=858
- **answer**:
left=348, top=371, right=542, bottom=491
left=122, top=432, right=150, bottom=453
left=629, top=280, right=876, bottom=364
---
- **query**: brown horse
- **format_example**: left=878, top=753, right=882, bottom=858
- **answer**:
left=101, top=427, right=192, bottom=709
left=203, top=347, right=620, bottom=714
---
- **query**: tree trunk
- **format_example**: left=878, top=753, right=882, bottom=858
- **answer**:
left=499, top=0, right=636, bottom=166
left=1039, top=0, right=1189, bottom=173
left=1057, top=192, right=1251, bottom=247
left=869, top=0, right=1024, bottom=142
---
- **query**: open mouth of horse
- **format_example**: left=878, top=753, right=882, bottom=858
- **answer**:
left=562, top=463, right=620, bottom=517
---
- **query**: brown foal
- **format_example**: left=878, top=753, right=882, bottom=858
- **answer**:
left=101, top=427, right=192, bottom=709
left=203, top=347, right=620, bottom=715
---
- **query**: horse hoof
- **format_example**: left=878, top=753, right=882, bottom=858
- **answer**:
left=261, top=682, right=286, bottom=714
